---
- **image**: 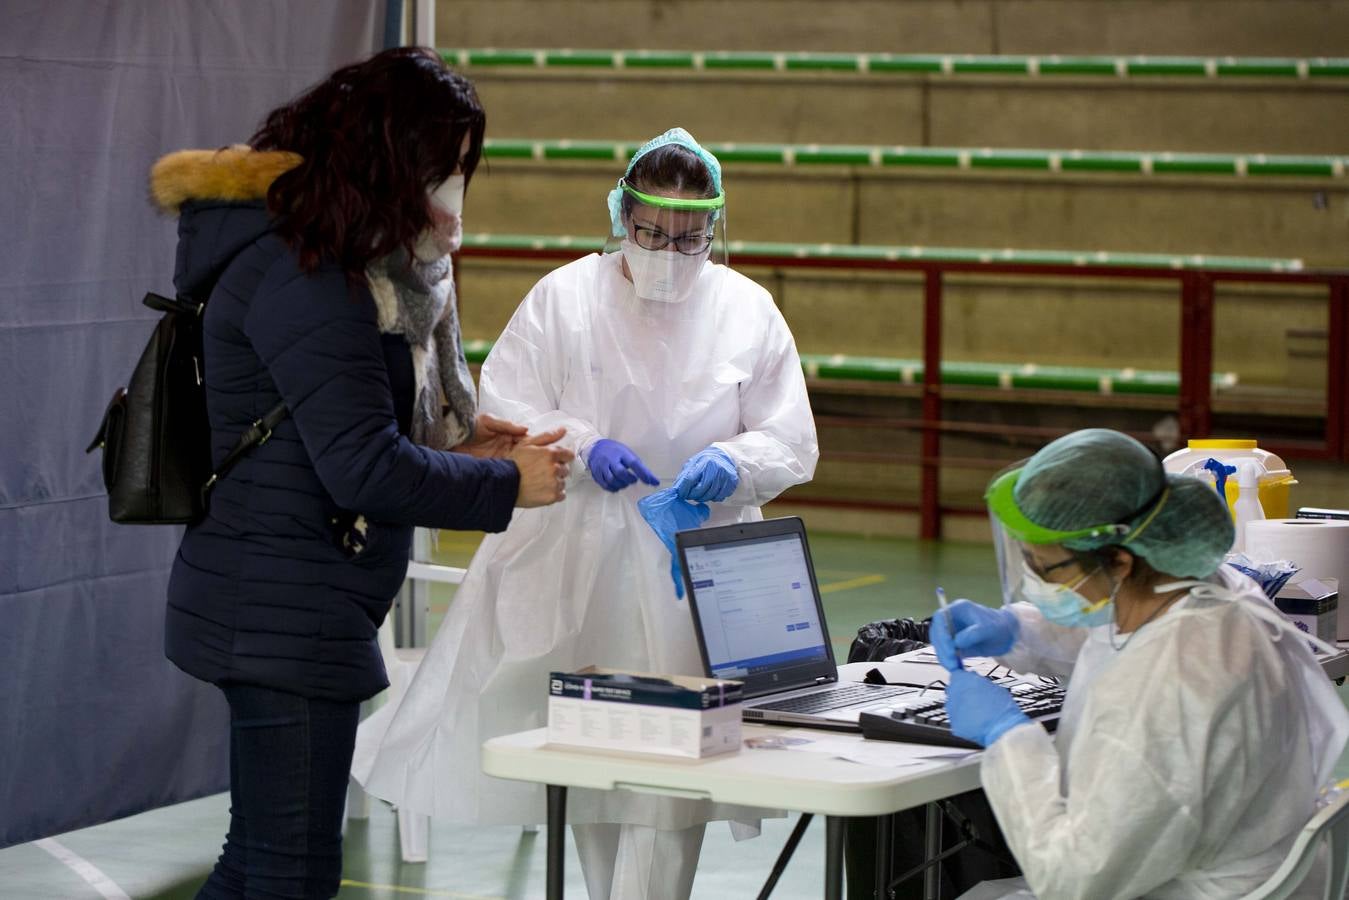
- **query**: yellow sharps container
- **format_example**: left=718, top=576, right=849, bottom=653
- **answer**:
left=1162, top=439, right=1296, bottom=519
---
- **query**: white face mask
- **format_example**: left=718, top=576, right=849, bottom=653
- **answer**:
left=430, top=174, right=464, bottom=218
left=415, top=174, right=465, bottom=260
left=620, top=239, right=707, bottom=303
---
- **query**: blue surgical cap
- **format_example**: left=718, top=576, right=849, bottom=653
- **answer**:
left=606, top=127, right=723, bottom=237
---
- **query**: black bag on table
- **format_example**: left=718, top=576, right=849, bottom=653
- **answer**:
left=848, top=617, right=932, bottom=663
left=87, top=292, right=285, bottom=525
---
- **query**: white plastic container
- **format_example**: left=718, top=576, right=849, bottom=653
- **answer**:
left=1162, top=439, right=1296, bottom=520
left=1230, top=460, right=1266, bottom=553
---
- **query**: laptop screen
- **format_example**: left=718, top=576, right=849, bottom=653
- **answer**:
left=683, top=530, right=831, bottom=682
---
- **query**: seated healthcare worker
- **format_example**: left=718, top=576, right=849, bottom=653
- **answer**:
left=353, top=127, right=819, bottom=900
left=931, top=428, right=1349, bottom=900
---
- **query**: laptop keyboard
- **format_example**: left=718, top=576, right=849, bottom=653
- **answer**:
left=755, top=682, right=912, bottom=714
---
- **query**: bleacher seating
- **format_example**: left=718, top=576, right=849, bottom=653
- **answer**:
left=435, top=2, right=1348, bottom=523
left=451, top=48, right=1349, bottom=153
left=467, top=137, right=1346, bottom=263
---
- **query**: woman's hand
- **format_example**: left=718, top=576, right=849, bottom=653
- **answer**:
left=510, top=428, right=574, bottom=508
left=453, top=413, right=528, bottom=459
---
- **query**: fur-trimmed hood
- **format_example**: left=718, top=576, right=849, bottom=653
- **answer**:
left=150, top=145, right=301, bottom=214
left=151, top=145, right=300, bottom=299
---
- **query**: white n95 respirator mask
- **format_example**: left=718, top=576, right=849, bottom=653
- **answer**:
left=621, top=239, right=708, bottom=303
left=416, top=174, right=465, bottom=260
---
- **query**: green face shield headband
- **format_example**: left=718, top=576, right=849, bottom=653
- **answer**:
left=618, top=178, right=725, bottom=212
left=985, top=467, right=1134, bottom=545
left=986, top=463, right=1172, bottom=546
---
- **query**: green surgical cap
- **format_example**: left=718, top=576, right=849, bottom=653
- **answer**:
left=607, top=127, right=723, bottom=237
left=1011, top=429, right=1234, bottom=578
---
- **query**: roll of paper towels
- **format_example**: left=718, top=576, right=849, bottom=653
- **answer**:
left=1245, top=518, right=1349, bottom=639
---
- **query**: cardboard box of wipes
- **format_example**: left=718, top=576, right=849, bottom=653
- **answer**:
left=1275, top=579, right=1339, bottom=648
left=547, top=667, right=743, bottom=758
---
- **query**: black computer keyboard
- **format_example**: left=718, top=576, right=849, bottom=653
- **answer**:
left=859, top=682, right=1065, bottom=749
left=754, top=682, right=913, bottom=714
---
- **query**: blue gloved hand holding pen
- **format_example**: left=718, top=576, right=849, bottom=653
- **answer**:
left=944, top=669, right=1031, bottom=747
left=930, top=598, right=1021, bottom=672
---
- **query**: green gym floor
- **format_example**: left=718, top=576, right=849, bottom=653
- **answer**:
left=4, top=529, right=1347, bottom=899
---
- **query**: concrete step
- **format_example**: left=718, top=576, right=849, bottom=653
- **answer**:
left=457, top=57, right=1349, bottom=154
left=436, top=1, right=1349, bottom=57
left=463, top=159, right=1349, bottom=265
left=460, top=337, right=1238, bottom=397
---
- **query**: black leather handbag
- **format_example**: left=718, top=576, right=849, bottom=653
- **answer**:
left=87, top=292, right=285, bottom=525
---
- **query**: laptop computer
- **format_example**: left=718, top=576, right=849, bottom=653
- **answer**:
left=676, top=517, right=915, bottom=730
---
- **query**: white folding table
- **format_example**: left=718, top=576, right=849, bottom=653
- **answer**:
left=479, top=645, right=1349, bottom=900
left=481, top=725, right=982, bottom=900
left=1320, top=643, right=1349, bottom=681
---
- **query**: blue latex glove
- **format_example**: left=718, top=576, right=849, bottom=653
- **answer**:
left=673, top=447, right=739, bottom=502
left=944, top=669, right=1031, bottom=747
left=638, top=487, right=711, bottom=598
left=588, top=438, right=660, bottom=492
left=930, top=599, right=1021, bottom=672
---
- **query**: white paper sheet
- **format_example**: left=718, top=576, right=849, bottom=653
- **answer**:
left=746, top=729, right=978, bottom=768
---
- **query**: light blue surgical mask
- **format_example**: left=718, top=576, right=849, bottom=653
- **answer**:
left=1019, top=561, right=1117, bottom=628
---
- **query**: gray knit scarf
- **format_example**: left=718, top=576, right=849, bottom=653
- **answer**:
left=367, top=247, right=477, bottom=450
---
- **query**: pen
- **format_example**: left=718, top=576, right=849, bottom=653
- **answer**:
left=936, top=586, right=961, bottom=669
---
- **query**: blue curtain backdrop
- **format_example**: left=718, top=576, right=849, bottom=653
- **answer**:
left=0, top=0, right=381, bottom=847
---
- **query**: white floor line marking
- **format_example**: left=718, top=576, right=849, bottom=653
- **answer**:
left=33, top=838, right=131, bottom=900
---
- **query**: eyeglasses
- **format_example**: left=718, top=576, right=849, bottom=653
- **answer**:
left=1021, top=550, right=1080, bottom=582
left=630, top=224, right=714, bottom=256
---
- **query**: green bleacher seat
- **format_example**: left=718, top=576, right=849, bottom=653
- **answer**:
left=459, top=232, right=1305, bottom=273
left=444, top=49, right=1349, bottom=81
left=459, top=339, right=1236, bottom=398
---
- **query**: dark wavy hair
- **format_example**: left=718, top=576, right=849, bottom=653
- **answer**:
left=250, top=46, right=485, bottom=282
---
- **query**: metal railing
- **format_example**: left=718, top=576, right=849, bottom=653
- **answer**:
left=456, top=236, right=1349, bottom=539
left=392, top=528, right=466, bottom=649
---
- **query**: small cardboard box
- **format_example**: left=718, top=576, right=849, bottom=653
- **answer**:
left=547, top=667, right=743, bottom=759
left=1275, top=579, right=1339, bottom=648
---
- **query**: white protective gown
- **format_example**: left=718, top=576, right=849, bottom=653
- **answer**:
left=353, top=251, right=818, bottom=829
left=961, top=565, right=1349, bottom=900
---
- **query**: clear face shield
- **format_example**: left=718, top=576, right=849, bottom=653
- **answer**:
left=985, top=462, right=1132, bottom=625
left=604, top=179, right=728, bottom=304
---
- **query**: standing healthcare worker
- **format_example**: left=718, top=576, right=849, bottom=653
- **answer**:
left=930, top=429, right=1349, bottom=900
left=353, top=128, right=818, bottom=899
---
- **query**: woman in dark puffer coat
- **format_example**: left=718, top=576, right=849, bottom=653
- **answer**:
left=150, top=48, right=572, bottom=899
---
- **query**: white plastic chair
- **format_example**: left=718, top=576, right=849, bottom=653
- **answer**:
left=346, top=557, right=466, bottom=863
left=1244, top=787, right=1349, bottom=899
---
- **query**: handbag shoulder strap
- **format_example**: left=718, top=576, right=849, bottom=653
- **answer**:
left=201, top=401, right=289, bottom=498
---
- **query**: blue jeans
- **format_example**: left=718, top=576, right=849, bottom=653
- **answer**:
left=196, top=684, right=360, bottom=900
